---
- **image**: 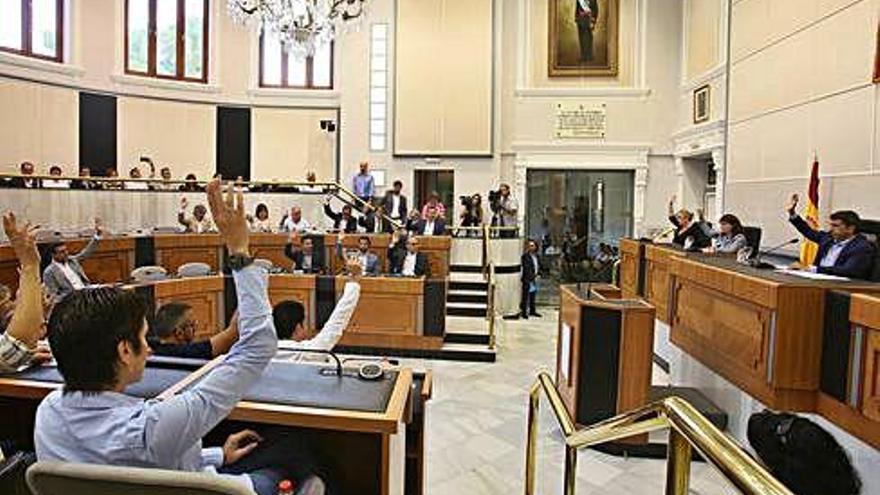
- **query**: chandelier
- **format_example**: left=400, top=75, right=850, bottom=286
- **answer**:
left=227, top=0, right=368, bottom=58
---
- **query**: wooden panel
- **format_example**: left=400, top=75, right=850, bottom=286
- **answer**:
left=773, top=287, right=825, bottom=390
left=268, top=274, right=316, bottom=331
left=618, top=238, right=640, bottom=299
left=251, top=233, right=291, bottom=269
left=851, top=294, right=880, bottom=329
left=326, top=234, right=392, bottom=275
left=617, top=309, right=655, bottom=413
left=70, top=238, right=135, bottom=284
left=816, top=393, right=880, bottom=450
left=644, top=258, right=670, bottom=323
left=0, top=245, right=20, bottom=293
left=153, top=276, right=224, bottom=339
left=556, top=288, right=582, bottom=420
left=862, top=329, right=880, bottom=422
left=416, top=235, right=451, bottom=279
left=154, top=234, right=222, bottom=274
left=337, top=277, right=423, bottom=336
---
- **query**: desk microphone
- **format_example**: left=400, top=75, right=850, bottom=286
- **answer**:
left=279, top=348, right=343, bottom=377
left=748, top=238, right=799, bottom=270
left=652, top=227, right=675, bottom=243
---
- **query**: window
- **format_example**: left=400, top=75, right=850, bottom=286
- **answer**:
left=125, top=0, right=208, bottom=82
left=0, top=0, right=64, bottom=62
left=369, top=24, right=388, bottom=151
left=259, top=32, right=333, bottom=89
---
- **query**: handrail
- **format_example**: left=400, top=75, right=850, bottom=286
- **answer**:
left=481, top=224, right=496, bottom=349
left=525, top=371, right=793, bottom=495
left=610, top=259, right=622, bottom=286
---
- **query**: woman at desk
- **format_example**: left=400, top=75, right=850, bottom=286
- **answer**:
left=701, top=214, right=748, bottom=254
left=667, top=196, right=711, bottom=250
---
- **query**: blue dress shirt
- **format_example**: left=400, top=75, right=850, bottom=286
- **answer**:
left=34, top=265, right=277, bottom=491
left=352, top=173, right=374, bottom=199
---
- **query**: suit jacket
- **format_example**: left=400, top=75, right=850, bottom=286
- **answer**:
left=323, top=204, right=358, bottom=233
left=9, top=177, right=42, bottom=189
left=575, top=0, right=599, bottom=21
left=668, top=215, right=712, bottom=250
left=358, top=211, right=378, bottom=233
left=414, top=219, right=447, bottom=236
left=42, top=236, right=100, bottom=301
left=283, top=244, right=325, bottom=274
left=382, top=192, right=408, bottom=221
left=521, top=252, right=539, bottom=283
left=388, top=248, right=430, bottom=278
left=336, top=242, right=380, bottom=276
left=789, top=215, right=877, bottom=279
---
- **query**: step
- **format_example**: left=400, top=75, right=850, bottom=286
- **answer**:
left=447, top=306, right=488, bottom=318
left=444, top=333, right=491, bottom=345
left=450, top=264, right=484, bottom=274
left=449, top=272, right=487, bottom=284
left=333, top=342, right=496, bottom=363
left=447, top=293, right=488, bottom=304
left=449, top=280, right=488, bottom=292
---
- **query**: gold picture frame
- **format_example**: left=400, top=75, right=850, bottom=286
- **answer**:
left=693, top=85, right=710, bottom=124
left=548, top=0, right=619, bottom=77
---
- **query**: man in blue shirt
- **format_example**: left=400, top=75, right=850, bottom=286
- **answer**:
left=786, top=193, right=876, bottom=280
left=34, top=179, right=325, bottom=495
left=352, top=161, right=374, bottom=203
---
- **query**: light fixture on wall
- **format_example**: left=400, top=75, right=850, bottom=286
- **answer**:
left=320, top=119, right=337, bottom=133
left=227, top=0, right=368, bottom=59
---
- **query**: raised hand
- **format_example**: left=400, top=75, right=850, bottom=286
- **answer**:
left=786, top=194, right=799, bottom=215
left=206, top=179, right=249, bottom=256
left=94, top=217, right=104, bottom=237
left=2, top=212, right=40, bottom=268
left=180, top=196, right=188, bottom=210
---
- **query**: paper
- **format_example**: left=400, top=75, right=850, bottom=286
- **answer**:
left=559, top=323, right=572, bottom=383
left=774, top=268, right=850, bottom=281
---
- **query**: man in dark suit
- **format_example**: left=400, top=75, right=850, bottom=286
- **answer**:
left=323, top=197, right=358, bottom=233
left=520, top=239, right=541, bottom=319
left=8, top=162, right=42, bottom=189
left=388, top=233, right=430, bottom=278
left=284, top=232, right=325, bottom=274
left=382, top=181, right=408, bottom=225
left=575, top=0, right=600, bottom=62
left=786, top=194, right=876, bottom=280
left=415, top=205, right=447, bottom=236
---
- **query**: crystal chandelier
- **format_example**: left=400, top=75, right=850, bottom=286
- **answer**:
left=227, top=0, right=368, bottom=59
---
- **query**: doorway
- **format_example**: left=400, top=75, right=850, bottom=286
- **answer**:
left=414, top=170, right=454, bottom=223
left=525, top=169, right=634, bottom=304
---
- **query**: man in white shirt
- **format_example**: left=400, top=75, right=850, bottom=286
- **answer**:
left=124, top=167, right=150, bottom=190
left=381, top=181, right=408, bottom=223
left=282, top=206, right=312, bottom=233
left=42, top=218, right=103, bottom=303
left=415, top=205, right=447, bottom=236
left=42, top=166, right=70, bottom=189
left=388, top=233, right=430, bottom=278
left=273, top=260, right=362, bottom=361
left=178, top=197, right=216, bottom=233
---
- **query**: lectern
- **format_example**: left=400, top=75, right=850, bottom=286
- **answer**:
left=556, top=284, right=655, bottom=431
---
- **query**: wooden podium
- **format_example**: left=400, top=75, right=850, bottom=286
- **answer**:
left=556, top=284, right=655, bottom=431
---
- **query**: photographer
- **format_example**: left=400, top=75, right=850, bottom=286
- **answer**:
left=490, top=184, right=518, bottom=238
left=458, top=193, right=484, bottom=236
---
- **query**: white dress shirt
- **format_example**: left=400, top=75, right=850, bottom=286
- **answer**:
left=277, top=282, right=361, bottom=362
left=402, top=253, right=418, bottom=277
left=124, top=181, right=149, bottom=190
left=43, top=179, right=70, bottom=189
left=283, top=217, right=312, bottom=233
left=53, top=261, right=85, bottom=290
left=422, top=220, right=435, bottom=236
left=390, top=194, right=401, bottom=219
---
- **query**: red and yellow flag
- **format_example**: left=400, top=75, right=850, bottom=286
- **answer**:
left=799, top=156, right=820, bottom=266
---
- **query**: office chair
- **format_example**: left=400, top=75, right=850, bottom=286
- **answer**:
left=130, top=266, right=168, bottom=283
left=177, top=262, right=212, bottom=278
left=742, top=226, right=763, bottom=259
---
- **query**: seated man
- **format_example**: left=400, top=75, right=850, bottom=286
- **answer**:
left=42, top=218, right=103, bottom=303
left=273, top=260, right=361, bottom=361
left=284, top=231, right=325, bottom=274
left=786, top=194, right=876, bottom=279
left=34, top=180, right=325, bottom=495
left=415, top=205, right=447, bottom=236
left=179, top=196, right=216, bottom=233
left=9, top=161, right=42, bottom=189
left=149, top=302, right=239, bottom=359
left=336, top=234, right=379, bottom=276
left=323, top=196, right=358, bottom=233
left=42, top=166, right=70, bottom=189
left=1, top=212, right=52, bottom=373
left=388, top=233, right=430, bottom=278
left=281, top=206, right=312, bottom=233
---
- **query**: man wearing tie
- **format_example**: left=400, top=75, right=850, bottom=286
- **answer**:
left=786, top=194, right=876, bottom=280
left=416, top=205, right=447, bottom=236
left=575, top=0, right=600, bottom=63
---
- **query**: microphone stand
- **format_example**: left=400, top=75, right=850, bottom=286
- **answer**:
left=747, top=239, right=800, bottom=270
left=277, top=347, right=343, bottom=377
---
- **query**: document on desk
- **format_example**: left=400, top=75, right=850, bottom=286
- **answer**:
left=774, top=268, right=850, bottom=282
left=559, top=323, right=572, bottom=384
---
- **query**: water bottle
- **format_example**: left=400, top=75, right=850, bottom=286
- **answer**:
left=277, top=479, right=295, bottom=495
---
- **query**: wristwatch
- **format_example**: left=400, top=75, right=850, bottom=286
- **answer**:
left=228, top=253, right=255, bottom=271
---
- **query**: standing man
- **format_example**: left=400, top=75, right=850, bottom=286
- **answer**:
left=382, top=180, right=408, bottom=226
left=786, top=194, right=876, bottom=279
left=43, top=218, right=103, bottom=303
left=498, top=183, right=519, bottom=238
left=520, top=239, right=541, bottom=319
left=352, top=161, right=375, bottom=204
left=575, top=0, right=600, bottom=63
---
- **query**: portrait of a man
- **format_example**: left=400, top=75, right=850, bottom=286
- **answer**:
left=549, top=0, right=619, bottom=77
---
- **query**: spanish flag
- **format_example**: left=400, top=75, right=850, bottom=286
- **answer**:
left=799, top=156, right=820, bottom=266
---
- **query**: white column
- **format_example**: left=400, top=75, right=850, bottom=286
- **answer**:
left=674, top=156, right=685, bottom=209
left=711, top=147, right=726, bottom=216
left=514, top=156, right=528, bottom=232
left=634, top=166, right=649, bottom=237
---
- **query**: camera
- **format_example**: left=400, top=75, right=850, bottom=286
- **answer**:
left=459, top=195, right=472, bottom=207
left=488, top=189, right=502, bottom=213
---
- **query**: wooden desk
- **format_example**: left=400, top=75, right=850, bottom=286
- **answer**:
left=268, top=274, right=317, bottom=330
left=326, top=233, right=392, bottom=274
left=153, top=234, right=223, bottom=274
left=417, top=235, right=452, bottom=279
left=557, top=284, right=655, bottom=435
left=618, top=238, right=644, bottom=299
left=152, top=276, right=225, bottom=340
left=644, top=243, right=686, bottom=324
left=669, top=255, right=880, bottom=411
left=0, top=237, right=135, bottom=293
left=251, top=233, right=292, bottom=268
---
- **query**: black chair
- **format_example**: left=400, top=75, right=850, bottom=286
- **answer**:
left=858, top=219, right=880, bottom=282
left=0, top=451, right=36, bottom=495
left=742, top=226, right=763, bottom=259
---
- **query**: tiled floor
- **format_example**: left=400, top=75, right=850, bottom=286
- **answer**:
left=398, top=310, right=739, bottom=495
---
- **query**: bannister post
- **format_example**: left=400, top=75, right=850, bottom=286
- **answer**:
left=665, top=429, right=692, bottom=495
left=524, top=383, right=540, bottom=495
left=564, top=446, right=578, bottom=495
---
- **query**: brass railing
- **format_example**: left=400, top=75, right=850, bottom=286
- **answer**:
left=525, top=371, right=793, bottom=495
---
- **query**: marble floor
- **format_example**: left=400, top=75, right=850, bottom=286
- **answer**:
left=398, top=309, right=740, bottom=495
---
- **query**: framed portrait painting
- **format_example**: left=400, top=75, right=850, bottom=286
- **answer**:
left=548, top=0, right=619, bottom=77
left=693, top=85, right=710, bottom=124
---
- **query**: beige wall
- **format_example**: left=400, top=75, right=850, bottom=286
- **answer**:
left=251, top=107, right=338, bottom=182
left=685, top=0, right=723, bottom=81
left=727, top=0, right=879, bottom=247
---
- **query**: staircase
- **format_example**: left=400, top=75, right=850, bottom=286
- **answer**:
left=444, top=265, right=492, bottom=347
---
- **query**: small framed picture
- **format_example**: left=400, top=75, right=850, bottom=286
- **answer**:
left=693, top=85, right=710, bottom=124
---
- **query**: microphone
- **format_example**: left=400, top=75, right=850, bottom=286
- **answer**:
left=277, top=347, right=343, bottom=377
left=748, top=238, right=799, bottom=270
left=652, top=227, right=675, bottom=243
